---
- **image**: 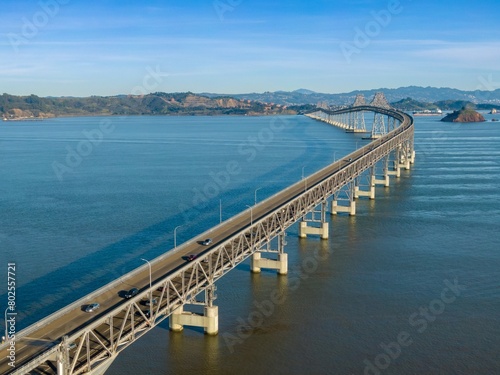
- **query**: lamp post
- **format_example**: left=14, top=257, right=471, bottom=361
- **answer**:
left=254, top=187, right=262, bottom=205
left=245, top=205, right=253, bottom=226
left=245, top=204, right=253, bottom=244
left=174, top=225, right=182, bottom=249
left=219, top=199, right=222, bottom=223
left=301, top=166, right=308, bottom=191
left=141, top=258, right=152, bottom=310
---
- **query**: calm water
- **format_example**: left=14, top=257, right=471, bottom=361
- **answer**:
left=1, top=114, right=499, bottom=374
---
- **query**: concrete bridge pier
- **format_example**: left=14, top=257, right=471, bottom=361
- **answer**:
left=354, top=174, right=375, bottom=200
left=402, top=140, right=415, bottom=168
left=299, top=201, right=329, bottom=239
left=373, top=159, right=390, bottom=187
left=387, top=149, right=401, bottom=178
left=169, top=285, right=219, bottom=335
left=331, top=182, right=356, bottom=215
left=252, top=232, right=288, bottom=275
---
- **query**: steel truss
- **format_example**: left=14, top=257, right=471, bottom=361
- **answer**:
left=9, top=107, right=413, bottom=375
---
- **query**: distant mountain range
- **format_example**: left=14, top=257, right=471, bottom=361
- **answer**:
left=202, top=86, right=500, bottom=106
left=2, top=86, right=500, bottom=120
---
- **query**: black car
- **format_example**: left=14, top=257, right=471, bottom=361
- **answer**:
left=144, top=298, right=157, bottom=306
left=124, top=288, right=139, bottom=299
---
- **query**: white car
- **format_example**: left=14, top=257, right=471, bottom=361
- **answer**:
left=201, top=238, right=213, bottom=246
left=84, top=303, right=100, bottom=313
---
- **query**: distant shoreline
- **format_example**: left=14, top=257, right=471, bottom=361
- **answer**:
left=2, top=112, right=297, bottom=122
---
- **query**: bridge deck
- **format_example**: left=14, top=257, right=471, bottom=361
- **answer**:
left=1, top=107, right=413, bottom=375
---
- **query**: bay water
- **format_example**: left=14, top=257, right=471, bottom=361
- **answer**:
left=1, top=114, right=499, bottom=374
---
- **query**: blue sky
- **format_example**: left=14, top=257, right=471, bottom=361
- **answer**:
left=1, top=0, right=499, bottom=96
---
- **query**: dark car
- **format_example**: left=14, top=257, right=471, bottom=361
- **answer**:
left=124, top=288, right=139, bottom=299
left=144, top=298, right=157, bottom=306
left=84, top=303, right=100, bottom=313
left=187, top=254, right=197, bottom=261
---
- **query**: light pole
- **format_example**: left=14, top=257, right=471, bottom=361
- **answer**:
left=254, top=187, right=262, bottom=205
left=245, top=205, right=253, bottom=226
left=141, top=258, right=152, bottom=310
left=174, top=225, right=182, bottom=248
left=245, top=204, right=253, bottom=244
left=301, top=166, right=305, bottom=180
left=219, top=199, right=222, bottom=223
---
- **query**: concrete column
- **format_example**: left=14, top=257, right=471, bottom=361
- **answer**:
left=251, top=252, right=262, bottom=273
left=169, top=306, right=184, bottom=332
left=299, top=220, right=329, bottom=239
left=387, top=160, right=401, bottom=178
left=299, top=221, right=308, bottom=238
left=278, top=253, right=288, bottom=275
left=373, top=173, right=390, bottom=187
left=169, top=304, right=219, bottom=335
left=321, top=222, right=329, bottom=239
left=354, top=185, right=375, bottom=199
left=204, top=306, right=218, bottom=335
left=251, top=252, right=288, bottom=275
left=331, top=199, right=356, bottom=216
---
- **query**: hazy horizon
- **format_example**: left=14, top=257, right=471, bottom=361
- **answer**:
left=2, top=0, right=499, bottom=96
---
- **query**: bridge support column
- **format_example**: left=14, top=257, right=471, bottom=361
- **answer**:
left=56, top=335, right=70, bottom=375
left=57, top=351, right=66, bottom=375
left=169, top=286, right=219, bottom=335
left=373, top=160, right=390, bottom=187
left=331, top=182, right=356, bottom=215
left=387, top=149, right=401, bottom=178
left=299, top=202, right=329, bottom=239
left=373, top=173, right=389, bottom=187
left=354, top=175, right=375, bottom=200
left=252, top=232, right=288, bottom=275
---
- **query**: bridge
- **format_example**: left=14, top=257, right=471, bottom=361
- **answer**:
left=1, top=93, right=414, bottom=375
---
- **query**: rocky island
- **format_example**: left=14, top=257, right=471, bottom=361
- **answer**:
left=440, top=107, right=485, bottom=123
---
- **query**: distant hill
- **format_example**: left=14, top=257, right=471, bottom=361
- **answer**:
left=203, top=86, right=500, bottom=106
left=3, top=86, right=500, bottom=120
left=0, top=92, right=296, bottom=120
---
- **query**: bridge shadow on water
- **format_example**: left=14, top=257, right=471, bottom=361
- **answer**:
left=5, top=118, right=346, bottom=332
